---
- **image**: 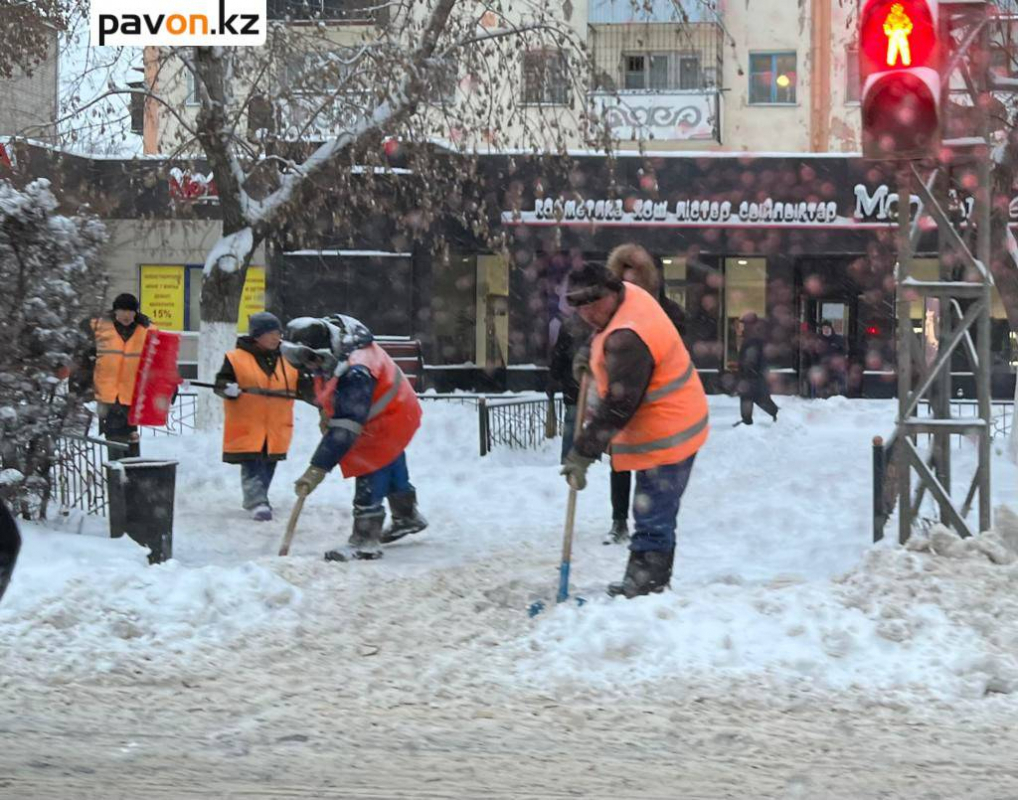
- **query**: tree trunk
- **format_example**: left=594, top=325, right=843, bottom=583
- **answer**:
left=193, top=46, right=260, bottom=431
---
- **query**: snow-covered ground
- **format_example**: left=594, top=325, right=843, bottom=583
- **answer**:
left=3, top=395, right=1018, bottom=797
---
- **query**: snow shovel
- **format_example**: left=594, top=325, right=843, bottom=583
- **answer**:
left=529, top=373, right=591, bottom=618
left=278, top=493, right=307, bottom=556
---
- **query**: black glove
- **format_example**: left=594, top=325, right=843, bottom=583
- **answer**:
left=560, top=450, right=595, bottom=491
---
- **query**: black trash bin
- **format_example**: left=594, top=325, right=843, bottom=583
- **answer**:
left=105, top=458, right=178, bottom=564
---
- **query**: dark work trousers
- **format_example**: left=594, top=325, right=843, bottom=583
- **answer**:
left=241, top=459, right=278, bottom=510
left=740, top=387, right=779, bottom=425
left=611, top=469, right=632, bottom=522
left=630, top=454, right=697, bottom=553
left=99, top=402, right=140, bottom=460
left=353, top=452, right=414, bottom=520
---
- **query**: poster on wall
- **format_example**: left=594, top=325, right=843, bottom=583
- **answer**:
left=139, top=265, right=185, bottom=331
left=237, top=267, right=266, bottom=332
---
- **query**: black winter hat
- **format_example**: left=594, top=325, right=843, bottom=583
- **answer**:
left=112, top=293, right=140, bottom=312
left=565, top=263, right=623, bottom=307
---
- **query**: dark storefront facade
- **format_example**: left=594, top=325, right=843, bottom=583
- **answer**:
left=353, top=151, right=1016, bottom=398
left=11, top=141, right=1012, bottom=397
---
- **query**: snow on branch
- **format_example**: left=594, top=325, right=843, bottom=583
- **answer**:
left=203, top=227, right=253, bottom=276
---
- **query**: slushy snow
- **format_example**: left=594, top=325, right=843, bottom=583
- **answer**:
left=3, top=395, right=1018, bottom=709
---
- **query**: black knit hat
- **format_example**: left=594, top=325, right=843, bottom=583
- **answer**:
left=565, top=263, right=624, bottom=307
left=112, top=293, right=139, bottom=312
left=248, top=311, right=282, bottom=339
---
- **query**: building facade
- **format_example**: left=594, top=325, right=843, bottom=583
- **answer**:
left=0, top=27, right=59, bottom=143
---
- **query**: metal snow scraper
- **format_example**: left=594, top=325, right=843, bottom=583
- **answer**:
left=528, top=373, right=591, bottom=618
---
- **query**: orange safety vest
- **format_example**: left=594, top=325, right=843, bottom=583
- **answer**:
left=222, top=348, right=299, bottom=458
left=91, top=318, right=152, bottom=405
left=590, top=283, right=709, bottom=472
left=315, top=343, right=422, bottom=479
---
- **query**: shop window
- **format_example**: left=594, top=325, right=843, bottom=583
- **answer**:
left=523, top=49, right=570, bottom=105
left=476, top=254, right=510, bottom=370
left=749, top=52, right=797, bottom=105
left=432, top=254, right=477, bottom=364
left=662, top=256, right=687, bottom=309
left=681, top=258, right=722, bottom=370
left=724, top=257, right=767, bottom=369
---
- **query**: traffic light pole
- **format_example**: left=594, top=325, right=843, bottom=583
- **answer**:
left=890, top=0, right=993, bottom=542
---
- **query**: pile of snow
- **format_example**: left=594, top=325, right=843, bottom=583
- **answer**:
left=0, top=525, right=301, bottom=685
left=515, top=525, right=1018, bottom=702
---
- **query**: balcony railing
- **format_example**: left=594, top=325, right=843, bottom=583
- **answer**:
left=588, top=0, right=721, bottom=25
left=590, top=90, right=719, bottom=142
left=588, top=8, right=723, bottom=143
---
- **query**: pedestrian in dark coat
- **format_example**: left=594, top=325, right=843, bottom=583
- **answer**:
left=814, top=319, right=848, bottom=397
left=735, top=313, right=779, bottom=426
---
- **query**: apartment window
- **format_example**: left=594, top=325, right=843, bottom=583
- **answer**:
left=185, top=70, right=200, bottom=106
left=749, top=52, right=797, bottom=104
left=523, top=50, right=570, bottom=105
left=432, top=57, right=458, bottom=105
left=622, top=52, right=703, bottom=91
left=846, top=47, right=860, bottom=103
left=128, top=81, right=145, bottom=135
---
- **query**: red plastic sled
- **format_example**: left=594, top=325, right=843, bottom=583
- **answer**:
left=129, top=329, right=183, bottom=427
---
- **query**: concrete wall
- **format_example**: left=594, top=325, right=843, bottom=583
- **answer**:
left=0, top=31, right=58, bottom=141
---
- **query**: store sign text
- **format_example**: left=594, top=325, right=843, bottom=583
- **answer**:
left=526, top=196, right=841, bottom=225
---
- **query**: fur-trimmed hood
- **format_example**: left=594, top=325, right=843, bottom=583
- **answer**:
left=605, top=243, right=659, bottom=295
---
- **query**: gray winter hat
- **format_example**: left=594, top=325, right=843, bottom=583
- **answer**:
left=248, top=311, right=282, bottom=339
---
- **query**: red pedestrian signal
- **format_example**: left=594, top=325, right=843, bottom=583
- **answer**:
left=859, top=0, right=940, bottom=159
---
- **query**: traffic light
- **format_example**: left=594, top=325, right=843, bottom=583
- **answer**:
left=859, top=0, right=940, bottom=159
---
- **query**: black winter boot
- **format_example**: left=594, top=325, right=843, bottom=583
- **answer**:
left=607, top=548, right=675, bottom=599
left=325, top=515, right=384, bottom=562
left=380, top=490, right=428, bottom=544
left=602, top=519, right=630, bottom=546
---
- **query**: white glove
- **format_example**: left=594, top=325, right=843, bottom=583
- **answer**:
left=223, top=382, right=242, bottom=399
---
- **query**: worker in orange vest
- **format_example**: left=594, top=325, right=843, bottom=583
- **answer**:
left=561, top=264, right=709, bottom=598
left=75, top=293, right=154, bottom=458
left=214, top=312, right=308, bottom=522
left=281, top=314, right=427, bottom=562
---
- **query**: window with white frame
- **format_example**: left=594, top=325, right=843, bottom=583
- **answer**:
left=622, top=52, right=704, bottom=91
left=184, top=70, right=199, bottom=106
left=749, top=52, right=797, bottom=105
left=523, top=49, right=570, bottom=105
